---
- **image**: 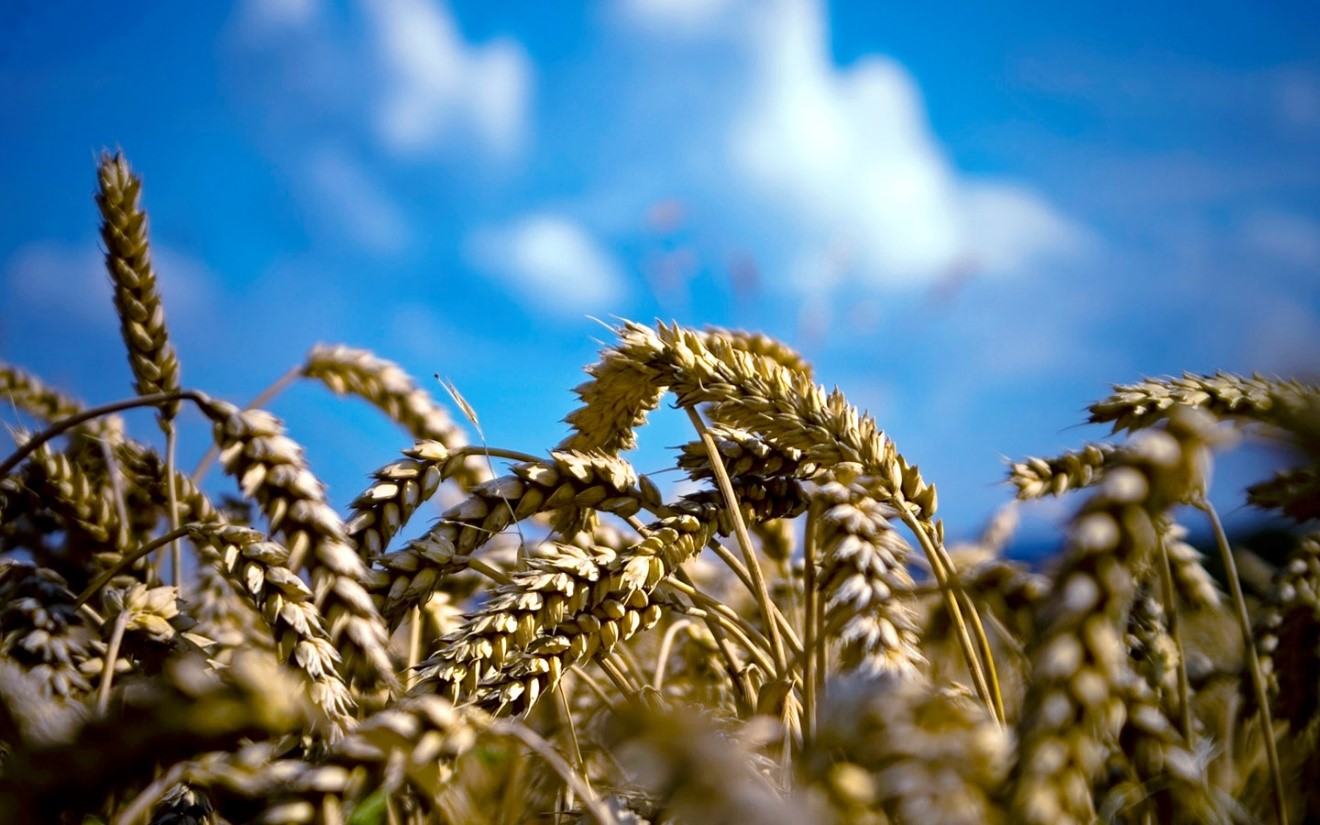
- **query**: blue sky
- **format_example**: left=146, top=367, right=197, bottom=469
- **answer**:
left=3, top=0, right=1318, bottom=546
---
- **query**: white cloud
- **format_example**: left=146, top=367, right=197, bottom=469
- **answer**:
left=620, top=0, right=738, bottom=33
left=468, top=214, right=627, bottom=315
left=1240, top=209, right=1320, bottom=269
left=306, top=147, right=411, bottom=254
left=238, top=0, right=317, bottom=35
left=362, top=0, right=532, bottom=159
left=723, top=0, right=1088, bottom=289
left=7, top=241, right=216, bottom=325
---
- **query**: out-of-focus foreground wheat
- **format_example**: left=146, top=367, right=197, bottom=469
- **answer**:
left=0, top=153, right=1317, bottom=824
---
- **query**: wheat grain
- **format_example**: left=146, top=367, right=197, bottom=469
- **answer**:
left=677, top=423, right=814, bottom=481
left=188, top=524, right=357, bottom=738
left=1089, top=372, right=1317, bottom=434
left=421, top=479, right=806, bottom=713
left=1249, top=466, right=1320, bottom=523
left=1009, top=408, right=1225, bottom=825
left=96, top=152, right=182, bottom=422
left=0, top=363, right=84, bottom=423
left=378, top=450, right=646, bottom=625
left=810, top=675, right=1010, bottom=825
left=815, top=481, right=923, bottom=679
left=302, top=344, right=489, bottom=490
left=0, top=560, right=95, bottom=698
left=1160, top=520, right=1222, bottom=609
left=0, top=650, right=307, bottom=824
left=200, top=400, right=397, bottom=692
left=1008, top=443, right=1115, bottom=500
left=1255, top=533, right=1320, bottom=731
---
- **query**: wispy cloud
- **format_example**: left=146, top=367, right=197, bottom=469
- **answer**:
left=619, top=0, right=738, bottom=33
left=237, top=0, right=317, bottom=36
left=6, top=241, right=216, bottom=326
left=1239, top=208, right=1320, bottom=269
left=306, top=146, right=411, bottom=255
left=362, top=0, right=532, bottom=159
left=467, top=214, right=628, bottom=316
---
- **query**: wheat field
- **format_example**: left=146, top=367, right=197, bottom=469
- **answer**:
left=0, top=152, right=1317, bottom=824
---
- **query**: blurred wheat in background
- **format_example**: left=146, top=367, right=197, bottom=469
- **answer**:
left=0, top=152, right=1317, bottom=823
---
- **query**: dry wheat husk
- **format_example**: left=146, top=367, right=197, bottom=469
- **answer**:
left=378, top=450, right=647, bottom=625
left=188, top=524, right=357, bottom=738
left=0, top=651, right=308, bottom=824
left=601, top=701, right=810, bottom=825
left=1009, top=443, right=1115, bottom=501
left=96, top=152, right=182, bottom=422
left=810, top=674, right=1010, bottom=825
left=0, top=362, right=85, bottom=423
left=0, top=560, right=96, bottom=698
left=201, top=400, right=397, bottom=693
left=815, top=481, right=923, bottom=679
left=1255, top=533, right=1320, bottom=730
left=345, top=440, right=475, bottom=562
left=180, top=695, right=480, bottom=824
left=1089, top=371, right=1317, bottom=434
left=1249, top=465, right=1320, bottom=522
left=302, top=344, right=488, bottom=491
left=1008, top=409, right=1227, bottom=825
left=420, top=479, right=807, bottom=714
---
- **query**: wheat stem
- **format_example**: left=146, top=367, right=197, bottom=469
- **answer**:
left=75, top=526, right=192, bottom=608
left=1199, top=497, right=1286, bottom=824
left=674, top=568, right=756, bottom=712
left=702, top=538, right=803, bottom=655
left=95, top=610, right=130, bottom=715
left=802, top=498, right=820, bottom=746
left=164, top=423, right=183, bottom=597
left=660, top=579, right=776, bottom=671
left=190, top=363, right=301, bottom=482
left=490, top=719, right=617, bottom=825
left=898, top=509, right=999, bottom=724
left=687, top=406, right=787, bottom=677
left=651, top=618, right=693, bottom=690
left=1155, top=529, right=1194, bottom=741
left=0, top=390, right=204, bottom=478
left=407, top=605, right=423, bottom=692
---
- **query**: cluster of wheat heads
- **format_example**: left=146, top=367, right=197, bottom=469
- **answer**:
left=0, top=153, right=1318, bottom=824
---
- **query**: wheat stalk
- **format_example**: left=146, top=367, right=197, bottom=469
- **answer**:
left=378, top=450, right=647, bottom=625
left=1009, top=409, right=1228, bottom=824
left=303, top=344, right=489, bottom=489
left=814, top=481, right=923, bottom=679
left=96, top=152, right=182, bottom=422
left=1089, top=372, right=1317, bottom=434
left=1008, top=443, right=1115, bottom=500
left=200, top=400, right=397, bottom=692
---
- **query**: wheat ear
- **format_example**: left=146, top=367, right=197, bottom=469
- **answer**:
left=200, top=400, right=397, bottom=692
left=1009, top=408, right=1228, bottom=824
